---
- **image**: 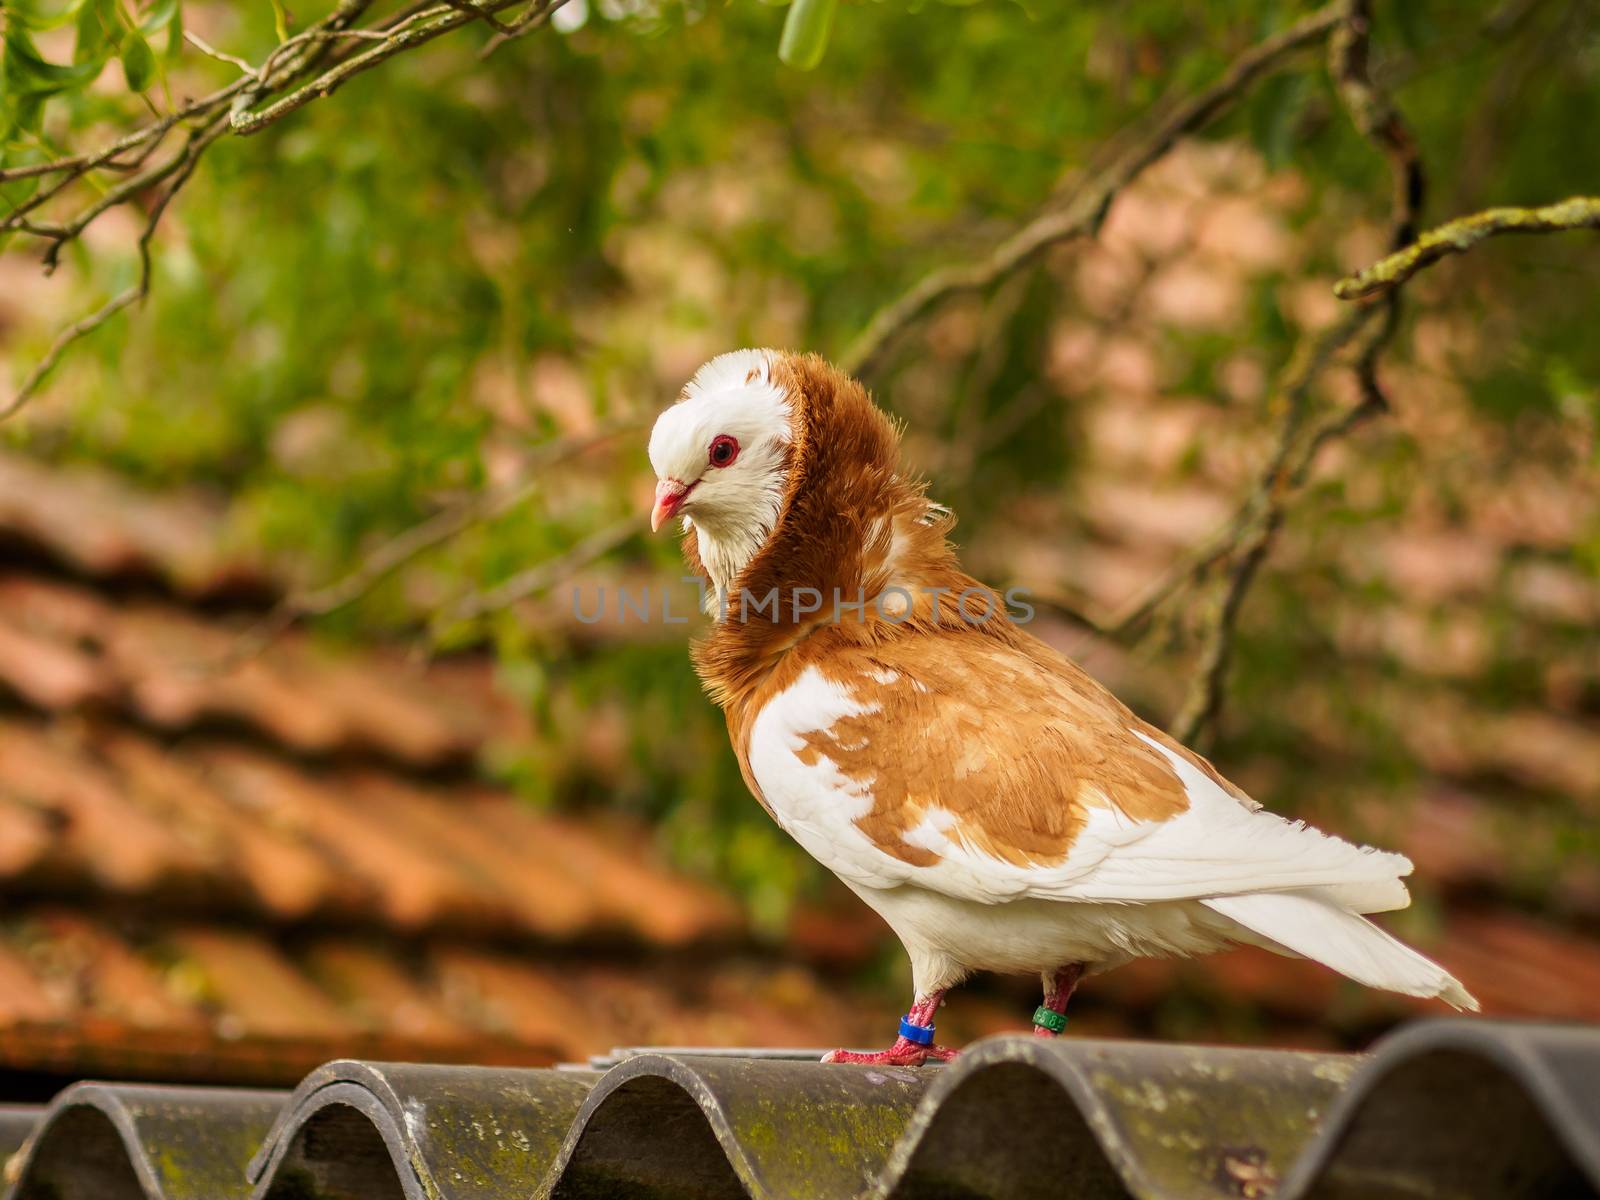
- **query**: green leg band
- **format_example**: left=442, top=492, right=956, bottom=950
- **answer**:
left=1032, top=1006, right=1068, bottom=1033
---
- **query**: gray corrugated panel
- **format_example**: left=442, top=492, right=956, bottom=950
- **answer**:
left=2, top=1083, right=284, bottom=1200
left=245, top=1060, right=599, bottom=1200
left=873, top=1019, right=1600, bottom=1200
left=0, top=1107, right=44, bottom=1179
left=1281, top=1019, right=1600, bottom=1200
left=3, top=1019, right=1597, bottom=1200
left=875, top=1034, right=1354, bottom=1200
left=542, top=1053, right=931, bottom=1200
left=583, top=1047, right=837, bottom=1070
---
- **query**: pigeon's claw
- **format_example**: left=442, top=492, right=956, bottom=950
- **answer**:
left=821, top=1038, right=958, bottom=1066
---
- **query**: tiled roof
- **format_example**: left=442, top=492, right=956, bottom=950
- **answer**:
left=0, top=455, right=274, bottom=600
left=0, top=452, right=882, bottom=1086
left=1, top=1020, right=1597, bottom=1200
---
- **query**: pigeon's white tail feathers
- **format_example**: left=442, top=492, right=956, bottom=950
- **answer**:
left=1312, top=876, right=1412, bottom=915
left=1202, top=891, right=1480, bottom=1011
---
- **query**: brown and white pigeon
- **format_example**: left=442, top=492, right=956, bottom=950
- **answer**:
left=647, top=348, right=1477, bottom=1065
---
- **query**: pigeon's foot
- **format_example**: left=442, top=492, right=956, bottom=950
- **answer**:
left=824, top=991, right=954, bottom=1065
left=821, top=1037, right=958, bottom=1066
left=1032, top=962, right=1085, bottom=1037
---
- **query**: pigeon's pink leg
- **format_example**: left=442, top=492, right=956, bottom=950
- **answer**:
left=821, top=991, right=958, bottom=1065
left=1032, top=963, right=1085, bottom=1037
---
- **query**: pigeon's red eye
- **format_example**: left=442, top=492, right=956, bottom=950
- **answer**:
left=708, top=435, right=740, bottom=468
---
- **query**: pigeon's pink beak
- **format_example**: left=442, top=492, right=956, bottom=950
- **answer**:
left=651, top=478, right=695, bottom=533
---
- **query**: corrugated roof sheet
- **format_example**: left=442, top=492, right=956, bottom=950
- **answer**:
left=1, top=1020, right=1596, bottom=1200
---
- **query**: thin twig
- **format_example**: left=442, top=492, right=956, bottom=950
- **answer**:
left=1166, top=306, right=1378, bottom=744
left=480, top=0, right=562, bottom=57
left=38, top=137, right=197, bottom=272
left=1169, top=0, right=1423, bottom=747
left=439, top=0, right=518, bottom=34
left=0, top=156, right=93, bottom=183
left=231, top=0, right=548, bottom=135
left=228, top=422, right=637, bottom=663
left=0, top=116, right=230, bottom=422
left=3, top=0, right=561, bottom=423
left=839, top=2, right=1347, bottom=380
left=1334, top=195, right=1600, bottom=299
left=0, top=2, right=372, bottom=242
left=0, top=289, right=141, bottom=422
left=437, top=516, right=642, bottom=628
left=183, top=29, right=260, bottom=77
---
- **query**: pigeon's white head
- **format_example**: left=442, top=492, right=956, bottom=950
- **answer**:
left=648, top=348, right=795, bottom=595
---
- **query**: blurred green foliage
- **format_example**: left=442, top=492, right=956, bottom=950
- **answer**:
left=2, top=0, right=1597, bottom=940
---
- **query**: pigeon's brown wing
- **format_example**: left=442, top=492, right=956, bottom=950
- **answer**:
left=742, top=630, right=1411, bottom=908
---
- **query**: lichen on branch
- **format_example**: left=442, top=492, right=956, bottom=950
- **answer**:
left=1335, top=195, right=1600, bottom=300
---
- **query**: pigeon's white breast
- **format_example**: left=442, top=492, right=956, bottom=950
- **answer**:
left=746, top=664, right=912, bottom=891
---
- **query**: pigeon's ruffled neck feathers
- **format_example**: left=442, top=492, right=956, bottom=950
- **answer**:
left=689, top=352, right=1015, bottom=714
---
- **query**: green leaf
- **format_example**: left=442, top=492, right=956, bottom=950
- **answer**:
left=3, top=24, right=105, bottom=96
left=268, top=0, right=289, bottom=42
left=130, top=0, right=182, bottom=64
left=119, top=28, right=154, bottom=90
left=163, top=0, right=182, bottom=61
left=3, top=0, right=92, bottom=34
left=0, top=144, right=46, bottom=211
left=777, top=0, right=837, bottom=70
left=10, top=91, right=46, bottom=134
left=136, top=0, right=178, bottom=38
left=73, top=0, right=118, bottom=64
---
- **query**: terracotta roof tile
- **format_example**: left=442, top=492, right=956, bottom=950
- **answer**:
left=1483, top=711, right=1600, bottom=803
left=0, top=616, right=110, bottom=711
left=198, top=748, right=487, bottom=931
left=302, top=941, right=469, bottom=1043
left=290, top=649, right=476, bottom=767
left=1436, top=913, right=1600, bottom=1021
left=0, top=793, right=55, bottom=880
left=468, top=804, right=740, bottom=945
left=97, top=731, right=336, bottom=920
left=15, top=912, right=196, bottom=1030
left=0, top=938, right=69, bottom=1027
left=0, top=454, right=268, bottom=596
left=429, top=948, right=604, bottom=1056
left=343, top=773, right=597, bottom=938
left=108, top=608, right=350, bottom=753
left=165, top=928, right=357, bottom=1041
left=0, top=710, right=745, bottom=950
left=0, top=722, right=199, bottom=894
left=1364, top=788, right=1504, bottom=890
left=0, top=573, right=523, bottom=768
left=562, top=962, right=707, bottom=1048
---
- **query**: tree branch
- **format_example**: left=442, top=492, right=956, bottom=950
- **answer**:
left=839, top=2, right=1347, bottom=380
left=1168, top=304, right=1384, bottom=745
left=1170, top=0, right=1421, bottom=747
left=2, top=0, right=566, bottom=423
left=1334, top=195, right=1600, bottom=300
left=0, top=288, right=141, bottom=423
left=439, top=0, right=519, bottom=35
left=231, top=0, right=559, bottom=135
left=0, top=114, right=229, bottom=422
left=435, top=516, right=642, bottom=628
left=227, top=422, right=637, bottom=664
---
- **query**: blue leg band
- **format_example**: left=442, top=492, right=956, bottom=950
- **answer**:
left=898, top=1016, right=936, bottom=1046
